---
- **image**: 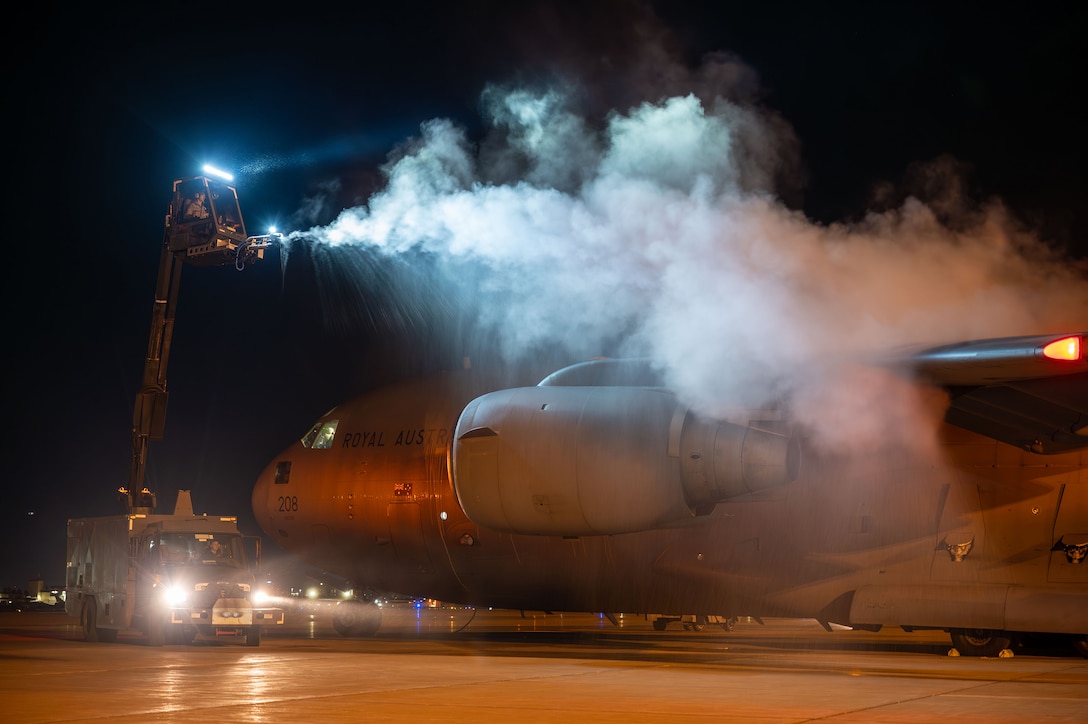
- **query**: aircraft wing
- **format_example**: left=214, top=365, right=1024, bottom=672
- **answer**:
left=900, top=333, right=1088, bottom=454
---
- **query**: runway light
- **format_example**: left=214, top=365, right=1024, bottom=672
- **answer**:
left=1042, top=336, right=1081, bottom=361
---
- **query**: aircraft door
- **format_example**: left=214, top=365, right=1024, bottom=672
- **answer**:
left=387, top=503, right=434, bottom=574
left=312, top=524, right=331, bottom=551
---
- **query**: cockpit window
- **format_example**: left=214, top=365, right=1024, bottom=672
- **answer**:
left=301, top=423, right=322, bottom=447
left=302, top=419, right=339, bottom=449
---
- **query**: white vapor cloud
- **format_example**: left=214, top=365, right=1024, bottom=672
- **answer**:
left=287, top=64, right=1088, bottom=454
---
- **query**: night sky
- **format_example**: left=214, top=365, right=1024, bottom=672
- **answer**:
left=6, top=2, right=1086, bottom=589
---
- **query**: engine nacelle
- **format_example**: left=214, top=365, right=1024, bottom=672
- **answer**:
left=452, top=386, right=800, bottom=536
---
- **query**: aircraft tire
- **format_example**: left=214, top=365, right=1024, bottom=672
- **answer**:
left=246, top=626, right=261, bottom=647
left=950, top=628, right=1014, bottom=657
left=81, top=601, right=99, bottom=642
left=333, top=600, right=382, bottom=637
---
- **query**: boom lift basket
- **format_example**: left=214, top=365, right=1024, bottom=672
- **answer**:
left=167, top=177, right=264, bottom=267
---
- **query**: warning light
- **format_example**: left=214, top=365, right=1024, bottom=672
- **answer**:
left=1042, top=336, right=1081, bottom=361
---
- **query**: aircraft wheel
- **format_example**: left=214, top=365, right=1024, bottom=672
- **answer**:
left=333, top=600, right=382, bottom=637
left=950, top=628, right=1014, bottom=657
left=81, top=601, right=99, bottom=642
left=246, top=626, right=261, bottom=647
left=1071, top=635, right=1088, bottom=658
left=652, top=618, right=668, bottom=631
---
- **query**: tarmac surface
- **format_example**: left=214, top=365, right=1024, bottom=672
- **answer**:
left=2, top=603, right=1087, bottom=722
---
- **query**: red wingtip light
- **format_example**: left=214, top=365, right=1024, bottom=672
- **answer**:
left=1042, top=336, right=1081, bottom=361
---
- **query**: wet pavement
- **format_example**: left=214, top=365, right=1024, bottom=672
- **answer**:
left=2, top=607, right=1086, bottom=722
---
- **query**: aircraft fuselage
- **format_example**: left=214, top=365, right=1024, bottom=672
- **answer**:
left=252, top=369, right=1088, bottom=640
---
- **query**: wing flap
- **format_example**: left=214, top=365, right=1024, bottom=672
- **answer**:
left=943, top=374, right=1088, bottom=454
left=903, top=333, right=1088, bottom=454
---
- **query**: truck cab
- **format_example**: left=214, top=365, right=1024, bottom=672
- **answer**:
left=66, top=491, right=284, bottom=646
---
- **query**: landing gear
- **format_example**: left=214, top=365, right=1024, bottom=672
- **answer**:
left=950, top=628, right=1015, bottom=657
left=653, top=614, right=737, bottom=632
left=333, top=599, right=382, bottom=637
left=683, top=615, right=707, bottom=632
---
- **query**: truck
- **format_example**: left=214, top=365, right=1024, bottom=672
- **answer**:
left=64, top=170, right=283, bottom=645
left=66, top=490, right=283, bottom=645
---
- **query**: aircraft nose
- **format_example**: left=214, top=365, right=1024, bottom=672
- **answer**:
left=251, top=456, right=281, bottom=538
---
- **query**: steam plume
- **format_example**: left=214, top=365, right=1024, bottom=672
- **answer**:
left=286, top=60, right=1088, bottom=454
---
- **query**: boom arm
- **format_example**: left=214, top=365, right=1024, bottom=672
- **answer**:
left=124, top=175, right=278, bottom=512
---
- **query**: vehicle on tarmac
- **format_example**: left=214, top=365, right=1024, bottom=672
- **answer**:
left=65, top=171, right=282, bottom=646
left=66, top=490, right=283, bottom=645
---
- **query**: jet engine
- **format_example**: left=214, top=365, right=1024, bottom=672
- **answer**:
left=451, top=386, right=800, bottom=536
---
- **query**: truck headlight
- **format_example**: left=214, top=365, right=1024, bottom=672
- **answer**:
left=164, top=586, right=189, bottom=606
left=252, top=589, right=270, bottom=605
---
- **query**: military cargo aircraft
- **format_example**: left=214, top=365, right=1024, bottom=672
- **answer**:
left=252, top=332, right=1087, bottom=656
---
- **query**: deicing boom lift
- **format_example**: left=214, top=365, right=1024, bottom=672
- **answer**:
left=125, top=175, right=280, bottom=512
